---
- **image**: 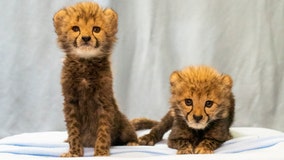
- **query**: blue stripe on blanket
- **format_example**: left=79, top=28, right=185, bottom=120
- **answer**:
left=216, top=135, right=284, bottom=153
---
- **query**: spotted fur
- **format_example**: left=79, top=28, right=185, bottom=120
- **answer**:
left=53, top=2, right=137, bottom=157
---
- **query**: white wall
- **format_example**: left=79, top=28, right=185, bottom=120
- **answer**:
left=0, top=0, right=283, bottom=138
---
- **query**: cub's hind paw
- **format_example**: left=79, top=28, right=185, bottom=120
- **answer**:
left=127, top=141, right=139, bottom=146
left=138, top=134, right=156, bottom=146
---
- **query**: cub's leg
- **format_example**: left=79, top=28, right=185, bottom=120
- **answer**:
left=167, top=120, right=194, bottom=154
left=168, top=136, right=194, bottom=154
left=94, top=111, right=111, bottom=156
left=61, top=102, right=84, bottom=157
left=194, top=139, right=220, bottom=154
left=194, top=120, right=231, bottom=154
left=167, top=138, right=194, bottom=154
left=138, top=111, right=173, bottom=145
left=118, top=114, right=138, bottom=146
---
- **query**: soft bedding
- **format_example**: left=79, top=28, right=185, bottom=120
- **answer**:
left=0, top=127, right=284, bottom=160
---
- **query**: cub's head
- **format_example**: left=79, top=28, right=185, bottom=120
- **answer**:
left=53, top=2, right=118, bottom=58
left=170, top=66, right=234, bottom=130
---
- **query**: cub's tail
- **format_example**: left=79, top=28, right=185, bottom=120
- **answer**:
left=130, top=118, right=159, bottom=130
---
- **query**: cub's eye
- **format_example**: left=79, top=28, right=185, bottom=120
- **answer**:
left=205, top=100, right=213, bottom=108
left=71, top=26, right=80, bottom=32
left=184, top=99, right=193, bottom=106
left=93, top=26, right=101, bottom=33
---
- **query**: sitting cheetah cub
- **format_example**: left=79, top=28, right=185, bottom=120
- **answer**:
left=53, top=2, right=137, bottom=157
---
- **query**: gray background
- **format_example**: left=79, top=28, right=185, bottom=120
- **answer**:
left=0, top=0, right=283, bottom=138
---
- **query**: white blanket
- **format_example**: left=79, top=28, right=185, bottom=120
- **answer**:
left=0, top=127, right=284, bottom=160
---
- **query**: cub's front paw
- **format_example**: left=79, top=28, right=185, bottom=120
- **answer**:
left=94, top=149, right=110, bottom=156
left=177, top=146, right=194, bottom=154
left=194, top=146, right=214, bottom=154
left=60, top=147, right=84, bottom=157
left=138, top=134, right=156, bottom=146
left=60, top=152, right=82, bottom=157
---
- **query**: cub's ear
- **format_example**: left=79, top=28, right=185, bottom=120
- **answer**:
left=221, top=74, right=233, bottom=89
left=170, top=71, right=183, bottom=87
left=53, top=9, right=66, bottom=34
left=103, top=8, right=118, bottom=36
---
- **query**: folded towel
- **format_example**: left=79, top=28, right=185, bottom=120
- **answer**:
left=0, top=127, right=283, bottom=158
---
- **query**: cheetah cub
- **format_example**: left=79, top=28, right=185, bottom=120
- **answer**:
left=53, top=2, right=137, bottom=157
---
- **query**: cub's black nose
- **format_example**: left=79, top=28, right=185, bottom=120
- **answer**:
left=193, top=115, right=203, bottom=122
left=82, top=36, right=91, bottom=42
